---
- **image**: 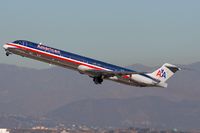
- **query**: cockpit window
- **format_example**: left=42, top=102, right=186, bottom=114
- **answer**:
left=13, top=40, right=27, bottom=45
left=13, top=40, right=20, bottom=44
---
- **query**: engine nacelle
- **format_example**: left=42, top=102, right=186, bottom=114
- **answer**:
left=131, top=74, right=156, bottom=85
left=77, top=65, right=92, bottom=74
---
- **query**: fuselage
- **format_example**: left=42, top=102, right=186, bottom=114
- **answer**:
left=3, top=40, right=159, bottom=87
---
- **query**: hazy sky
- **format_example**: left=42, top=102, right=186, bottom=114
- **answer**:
left=0, top=0, right=200, bottom=68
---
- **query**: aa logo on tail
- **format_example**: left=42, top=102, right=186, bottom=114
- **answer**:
left=156, top=69, right=167, bottom=78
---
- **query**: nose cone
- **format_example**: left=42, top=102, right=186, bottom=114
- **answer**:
left=3, top=44, right=9, bottom=50
left=3, top=43, right=17, bottom=50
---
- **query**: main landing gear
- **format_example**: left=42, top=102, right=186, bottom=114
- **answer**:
left=6, top=52, right=10, bottom=56
left=93, top=76, right=103, bottom=84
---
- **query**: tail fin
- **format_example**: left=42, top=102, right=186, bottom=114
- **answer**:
left=149, top=63, right=181, bottom=83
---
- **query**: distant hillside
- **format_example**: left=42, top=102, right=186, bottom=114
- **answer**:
left=0, top=62, right=200, bottom=129
left=48, top=96, right=200, bottom=130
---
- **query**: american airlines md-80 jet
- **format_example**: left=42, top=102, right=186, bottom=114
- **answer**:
left=3, top=40, right=180, bottom=88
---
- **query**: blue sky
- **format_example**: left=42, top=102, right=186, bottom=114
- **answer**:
left=0, top=0, right=200, bottom=68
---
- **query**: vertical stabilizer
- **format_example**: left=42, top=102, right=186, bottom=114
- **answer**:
left=149, top=63, right=181, bottom=83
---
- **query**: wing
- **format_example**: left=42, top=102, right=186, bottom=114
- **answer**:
left=84, top=69, right=145, bottom=78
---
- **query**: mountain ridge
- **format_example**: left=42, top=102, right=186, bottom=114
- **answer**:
left=48, top=96, right=200, bottom=129
left=0, top=62, right=200, bottom=129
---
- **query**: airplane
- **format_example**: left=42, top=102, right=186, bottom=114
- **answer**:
left=3, top=40, right=180, bottom=88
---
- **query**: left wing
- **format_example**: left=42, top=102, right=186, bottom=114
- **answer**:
left=84, top=69, right=145, bottom=78
left=77, top=65, right=148, bottom=84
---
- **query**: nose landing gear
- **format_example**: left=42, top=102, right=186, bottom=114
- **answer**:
left=6, top=52, right=10, bottom=56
